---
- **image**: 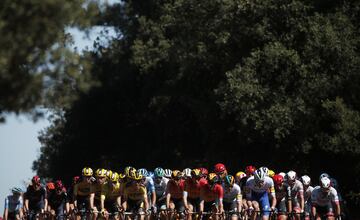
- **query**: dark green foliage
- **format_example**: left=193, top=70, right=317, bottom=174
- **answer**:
left=33, top=0, right=360, bottom=215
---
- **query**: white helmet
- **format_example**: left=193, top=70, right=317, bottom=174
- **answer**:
left=260, top=167, right=269, bottom=176
left=183, top=168, right=192, bottom=178
left=278, top=172, right=286, bottom=178
left=301, top=175, right=311, bottom=186
left=319, top=173, right=330, bottom=182
left=254, top=169, right=266, bottom=183
left=320, top=177, right=331, bottom=189
left=164, top=169, right=172, bottom=178
left=287, top=171, right=297, bottom=181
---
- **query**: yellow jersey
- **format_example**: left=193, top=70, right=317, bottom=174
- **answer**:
left=123, top=183, right=147, bottom=201
left=74, top=181, right=93, bottom=197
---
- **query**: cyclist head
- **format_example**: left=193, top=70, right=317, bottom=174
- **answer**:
left=95, top=168, right=107, bottom=184
left=32, top=175, right=41, bottom=188
left=224, top=175, right=235, bottom=189
left=286, top=171, right=297, bottom=185
left=164, top=169, right=172, bottom=178
left=199, top=167, right=209, bottom=178
left=320, top=177, right=331, bottom=193
left=268, top=169, right=275, bottom=178
left=235, top=171, right=246, bottom=183
left=301, top=175, right=311, bottom=187
left=82, top=167, right=93, bottom=182
left=171, top=170, right=183, bottom=182
left=273, top=174, right=284, bottom=189
left=11, top=187, right=22, bottom=197
left=208, top=173, right=221, bottom=187
left=214, top=163, right=227, bottom=177
left=46, top=182, right=55, bottom=191
left=154, top=167, right=165, bottom=183
left=110, top=172, right=119, bottom=184
left=183, top=168, right=192, bottom=179
left=191, top=168, right=202, bottom=181
left=254, top=169, right=266, bottom=186
left=73, top=176, right=80, bottom=185
left=55, top=180, right=64, bottom=194
left=137, top=168, right=148, bottom=177
left=259, top=167, right=269, bottom=176
left=245, top=165, right=256, bottom=176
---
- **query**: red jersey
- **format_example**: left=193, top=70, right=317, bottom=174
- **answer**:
left=200, top=183, right=223, bottom=202
left=184, top=178, right=208, bottom=199
left=166, top=179, right=185, bottom=199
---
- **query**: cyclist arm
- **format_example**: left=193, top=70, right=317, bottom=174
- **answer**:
left=334, top=201, right=341, bottom=217
left=151, top=190, right=156, bottom=207
left=24, top=199, right=29, bottom=212
left=90, top=192, right=95, bottom=210
left=183, top=191, right=189, bottom=210
left=165, top=184, right=171, bottom=209
left=43, top=198, right=48, bottom=213
left=143, top=193, right=149, bottom=211
left=236, top=193, right=242, bottom=212
left=299, top=191, right=305, bottom=212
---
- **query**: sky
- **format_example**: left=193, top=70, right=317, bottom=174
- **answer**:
left=0, top=8, right=117, bottom=213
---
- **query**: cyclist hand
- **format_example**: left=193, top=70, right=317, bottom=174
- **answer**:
left=151, top=205, right=157, bottom=214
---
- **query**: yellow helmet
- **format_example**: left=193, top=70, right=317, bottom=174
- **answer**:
left=119, top=173, right=126, bottom=179
left=127, top=168, right=137, bottom=179
left=106, top=170, right=113, bottom=179
left=96, top=168, right=107, bottom=178
left=82, top=167, right=93, bottom=177
left=124, top=166, right=135, bottom=176
left=208, top=173, right=217, bottom=182
left=171, top=170, right=182, bottom=179
left=268, top=169, right=275, bottom=178
left=110, top=172, right=119, bottom=182
left=235, top=171, right=246, bottom=180
left=191, top=169, right=202, bottom=178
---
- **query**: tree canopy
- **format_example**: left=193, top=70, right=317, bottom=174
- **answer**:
left=28, top=0, right=360, bottom=214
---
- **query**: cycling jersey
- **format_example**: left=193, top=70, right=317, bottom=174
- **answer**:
left=102, top=182, right=122, bottom=202
left=123, top=183, right=147, bottom=201
left=4, top=195, right=23, bottom=213
left=311, top=186, right=339, bottom=207
left=286, top=179, right=304, bottom=208
left=304, top=186, right=314, bottom=203
left=73, top=181, right=93, bottom=197
left=24, top=185, right=47, bottom=211
left=183, top=178, right=207, bottom=199
left=153, top=177, right=168, bottom=199
left=48, top=190, right=68, bottom=209
left=144, top=177, right=155, bottom=194
left=92, top=182, right=108, bottom=201
left=166, top=179, right=185, bottom=199
left=223, top=183, right=241, bottom=203
left=200, top=183, right=223, bottom=203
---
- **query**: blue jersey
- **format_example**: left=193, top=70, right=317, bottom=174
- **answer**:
left=145, top=177, right=155, bottom=194
left=5, top=195, right=23, bottom=213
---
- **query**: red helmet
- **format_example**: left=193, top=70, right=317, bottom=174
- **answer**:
left=32, top=175, right=41, bottom=185
left=245, top=166, right=256, bottom=176
left=199, top=167, right=209, bottom=177
left=55, top=180, right=63, bottom=189
left=46, top=182, right=55, bottom=190
left=73, top=176, right=80, bottom=184
left=214, top=163, right=226, bottom=173
left=273, top=174, right=284, bottom=186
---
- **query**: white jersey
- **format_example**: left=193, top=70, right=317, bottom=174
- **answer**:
left=311, top=186, right=339, bottom=207
left=287, top=179, right=304, bottom=200
left=245, top=176, right=275, bottom=199
left=223, top=183, right=241, bottom=203
left=304, top=186, right=314, bottom=202
left=153, top=177, right=168, bottom=199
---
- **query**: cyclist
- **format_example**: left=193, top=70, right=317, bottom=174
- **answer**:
left=286, top=171, right=304, bottom=220
left=272, top=174, right=288, bottom=220
left=245, top=169, right=276, bottom=220
left=68, top=176, right=80, bottom=212
left=152, top=167, right=168, bottom=219
left=102, top=172, right=122, bottom=220
left=235, top=171, right=249, bottom=215
left=301, top=175, right=313, bottom=220
left=164, top=169, right=172, bottom=180
left=3, top=187, right=24, bottom=220
left=47, top=180, right=69, bottom=220
left=73, top=167, right=94, bottom=220
left=223, top=175, right=242, bottom=220
left=138, top=168, right=157, bottom=215
left=199, top=168, right=209, bottom=179
left=165, top=170, right=185, bottom=219
left=122, top=172, right=149, bottom=220
left=199, top=173, right=224, bottom=220
left=24, top=175, right=48, bottom=220
left=90, top=168, right=108, bottom=220
left=183, top=168, right=192, bottom=180
left=183, top=168, right=206, bottom=219
left=311, top=177, right=340, bottom=220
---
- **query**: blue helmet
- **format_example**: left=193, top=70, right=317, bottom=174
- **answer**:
left=137, top=168, right=148, bottom=177
left=154, top=167, right=165, bottom=178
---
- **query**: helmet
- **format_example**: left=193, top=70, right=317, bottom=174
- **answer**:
left=128, top=168, right=137, bottom=179
left=164, top=169, right=172, bottom=178
left=199, top=167, right=209, bottom=177
left=137, top=168, right=148, bottom=177
left=73, top=176, right=80, bottom=184
left=96, top=168, right=107, bottom=178
left=208, top=173, right=220, bottom=184
left=273, top=174, right=284, bottom=186
left=254, top=169, right=266, bottom=183
left=119, top=173, right=126, bottom=179
left=124, top=166, right=135, bottom=176
left=268, top=170, right=275, bottom=178
left=32, top=175, right=41, bottom=185
left=46, top=182, right=55, bottom=190
left=235, top=171, right=247, bottom=180
left=191, top=169, right=202, bottom=178
left=301, top=175, right=311, bottom=186
left=278, top=172, right=286, bottom=178
left=154, top=167, right=165, bottom=178
left=172, top=170, right=183, bottom=179
left=55, top=180, right=63, bottom=190
left=110, top=172, right=119, bottom=182
left=82, top=167, right=93, bottom=177
left=106, top=170, right=113, bottom=179
left=183, top=168, right=192, bottom=178
left=245, top=166, right=256, bottom=176
left=287, top=171, right=297, bottom=181
left=11, top=187, right=23, bottom=194
left=214, top=163, right=226, bottom=173
left=224, top=175, right=235, bottom=186
left=320, top=177, right=331, bottom=189
left=319, top=173, right=330, bottom=182
left=260, top=167, right=269, bottom=176
left=130, top=172, right=143, bottom=181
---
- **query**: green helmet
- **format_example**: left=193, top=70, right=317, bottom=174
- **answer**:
left=154, top=167, right=165, bottom=178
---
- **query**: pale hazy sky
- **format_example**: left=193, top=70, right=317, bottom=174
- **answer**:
left=0, top=12, right=117, bottom=213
